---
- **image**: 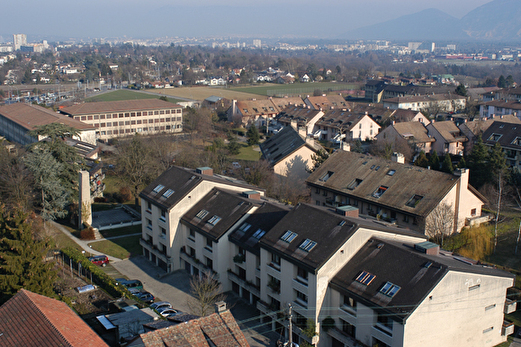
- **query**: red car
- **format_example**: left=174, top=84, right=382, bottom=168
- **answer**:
left=89, top=255, right=109, bottom=267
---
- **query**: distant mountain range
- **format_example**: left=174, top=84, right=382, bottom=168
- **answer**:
left=341, top=0, right=521, bottom=42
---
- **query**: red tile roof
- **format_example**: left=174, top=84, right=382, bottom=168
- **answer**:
left=140, top=311, right=249, bottom=347
left=0, top=289, right=108, bottom=347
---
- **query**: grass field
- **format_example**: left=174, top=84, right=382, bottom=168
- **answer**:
left=158, top=86, right=258, bottom=101
left=88, top=235, right=142, bottom=259
left=231, top=144, right=262, bottom=161
left=86, top=89, right=182, bottom=103
left=229, top=82, right=360, bottom=97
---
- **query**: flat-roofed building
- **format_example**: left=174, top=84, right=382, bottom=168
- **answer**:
left=60, top=99, right=183, bottom=141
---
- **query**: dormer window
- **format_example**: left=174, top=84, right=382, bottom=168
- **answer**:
left=512, top=137, right=521, bottom=146
left=347, top=178, right=363, bottom=190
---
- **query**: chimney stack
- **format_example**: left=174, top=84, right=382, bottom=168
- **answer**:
left=215, top=301, right=227, bottom=314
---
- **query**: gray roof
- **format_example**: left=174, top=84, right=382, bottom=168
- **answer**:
left=482, top=121, right=521, bottom=150
left=330, top=238, right=514, bottom=323
left=260, top=126, right=309, bottom=165
left=306, top=151, right=462, bottom=218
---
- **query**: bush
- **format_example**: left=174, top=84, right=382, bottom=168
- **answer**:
left=119, top=187, right=133, bottom=202
left=80, top=227, right=96, bottom=240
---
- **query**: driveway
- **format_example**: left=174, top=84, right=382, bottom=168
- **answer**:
left=112, top=256, right=279, bottom=346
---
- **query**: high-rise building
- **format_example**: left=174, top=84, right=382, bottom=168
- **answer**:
left=13, top=34, right=27, bottom=51
left=253, top=39, right=261, bottom=48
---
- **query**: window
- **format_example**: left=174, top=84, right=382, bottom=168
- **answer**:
left=315, top=187, right=320, bottom=194
left=380, top=282, right=401, bottom=297
left=271, top=253, right=281, bottom=269
left=252, top=228, right=266, bottom=239
left=146, top=201, right=152, bottom=212
left=160, top=227, right=166, bottom=238
left=512, top=137, right=521, bottom=146
left=295, top=290, right=308, bottom=306
left=320, top=171, right=334, bottom=182
left=206, top=237, right=212, bottom=250
left=469, top=284, right=480, bottom=291
left=342, top=320, right=356, bottom=338
left=403, top=215, right=410, bottom=223
left=347, top=178, right=363, bottom=190
left=208, top=215, right=221, bottom=225
left=152, top=184, right=165, bottom=193
left=206, top=257, right=213, bottom=271
left=162, top=189, right=174, bottom=198
left=196, top=209, right=209, bottom=219
left=297, top=267, right=308, bottom=284
left=387, top=169, right=396, bottom=176
left=483, top=327, right=494, bottom=334
left=146, top=218, right=152, bottom=230
left=488, top=133, right=502, bottom=142
left=373, top=186, right=388, bottom=198
left=160, top=209, right=166, bottom=221
left=343, top=295, right=357, bottom=311
left=485, top=304, right=496, bottom=311
left=471, top=208, right=477, bottom=216
left=188, top=229, right=195, bottom=241
left=280, top=230, right=298, bottom=243
left=238, top=223, right=251, bottom=232
left=355, top=271, right=376, bottom=285
left=299, top=239, right=317, bottom=252
left=406, top=195, right=423, bottom=208
left=376, top=312, right=392, bottom=330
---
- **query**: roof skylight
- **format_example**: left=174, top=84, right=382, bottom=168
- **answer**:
left=196, top=209, right=209, bottom=219
left=320, top=171, right=334, bottom=182
left=162, top=189, right=175, bottom=198
left=405, top=194, right=423, bottom=208
left=208, top=215, right=221, bottom=226
left=355, top=271, right=376, bottom=285
left=299, top=239, right=317, bottom=252
left=373, top=186, right=388, bottom=198
left=238, top=223, right=251, bottom=232
left=280, top=230, right=298, bottom=243
left=252, top=229, right=266, bottom=239
left=153, top=184, right=165, bottom=193
left=380, top=281, right=401, bottom=297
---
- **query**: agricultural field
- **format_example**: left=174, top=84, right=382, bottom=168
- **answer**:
left=86, top=89, right=181, bottom=103
left=229, top=82, right=360, bottom=97
left=157, top=86, right=258, bottom=101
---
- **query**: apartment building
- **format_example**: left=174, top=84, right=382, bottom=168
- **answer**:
left=60, top=99, right=183, bottom=141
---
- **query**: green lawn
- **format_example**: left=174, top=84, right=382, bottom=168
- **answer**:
left=231, top=144, right=262, bottom=161
left=88, top=235, right=142, bottom=259
left=100, top=224, right=142, bottom=238
left=229, top=82, right=359, bottom=97
left=53, top=232, right=83, bottom=251
left=86, top=89, right=181, bottom=103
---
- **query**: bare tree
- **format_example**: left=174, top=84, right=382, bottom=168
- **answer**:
left=425, top=202, right=455, bottom=247
left=187, top=271, right=226, bottom=317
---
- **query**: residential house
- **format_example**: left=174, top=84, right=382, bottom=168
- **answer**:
left=300, top=74, right=311, bottom=83
left=313, top=109, right=381, bottom=143
left=304, top=94, right=348, bottom=110
left=459, top=115, right=521, bottom=154
left=138, top=166, right=264, bottom=272
left=60, top=99, right=183, bottom=141
left=0, top=103, right=96, bottom=145
left=101, top=307, right=159, bottom=343
left=324, top=238, right=515, bottom=347
left=0, top=289, right=108, bottom=347
left=426, top=120, right=467, bottom=155
left=479, top=100, right=521, bottom=119
left=306, top=151, right=485, bottom=233
left=275, top=105, right=324, bottom=136
left=482, top=121, right=521, bottom=168
left=376, top=121, right=434, bottom=154
left=270, top=96, right=306, bottom=111
left=259, top=125, right=322, bottom=179
left=389, top=109, right=430, bottom=124
left=383, top=94, right=466, bottom=113
left=133, top=303, right=249, bottom=347
left=229, top=99, right=280, bottom=128
left=365, top=81, right=454, bottom=103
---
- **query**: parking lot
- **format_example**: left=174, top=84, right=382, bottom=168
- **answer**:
left=111, top=256, right=279, bottom=346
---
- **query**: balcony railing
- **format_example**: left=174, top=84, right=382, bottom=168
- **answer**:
left=505, top=298, right=517, bottom=314
left=502, top=320, right=515, bottom=336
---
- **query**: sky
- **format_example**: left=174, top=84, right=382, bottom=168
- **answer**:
left=0, top=0, right=492, bottom=41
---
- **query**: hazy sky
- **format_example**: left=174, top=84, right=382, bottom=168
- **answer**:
left=1, top=0, right=492, bottom=41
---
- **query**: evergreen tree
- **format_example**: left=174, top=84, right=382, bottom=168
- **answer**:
left=246, top=124, right=260, bottom=146
left=0, top=206, right=57, bottom=304
left=468, top=136, right=490, bottom=188
left=352, top=139, right=363, bottom=153
left=429, top=150, right=440, bottom=170
left=498, top=75, right=507, bottom=88
left=415, top=151, right=429, bottom=168
left=454, top=84, right=467, bottom=97
left=24, top=148, right=68, bottom=222
left=441, top=153, right=454, bottom=174
left=457, top=157, right=467, bottom=169
left=488, top=142, right=508, bottom=181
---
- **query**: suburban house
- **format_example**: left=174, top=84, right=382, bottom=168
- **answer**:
left=365, top=80, right=454, bottom=103
left=389, top=108, right=430, bottom=124
left=376, top=121, right=434, bottom=154
left=276, top=105, right=324, bottom=135
left=324, top=238, right=515, bottom=347
left=313, top=109, right=381, bottom=143
left=228, top=99, right=281, bottom=128
left=60, top=99, right=183, bottom=141
left=132, top=303, right=249, bottom=347
left=482, top=121, right=521, bottom=168
left=458, top=115, right=521, bottom=154
left=138, top=166, right=264, bottom=272
left=426, top=120, right=467, bottom=155
left=383, top=94, right=466, bottom=113
left=479, top=100, right=521, bottom=119
left=0, top=103, right=96, bottom=145
left=304, top=94, right=348, bottom=110
left=306, top=151, right=486, bottom=233
left=0, top=289, right=108, bottom=347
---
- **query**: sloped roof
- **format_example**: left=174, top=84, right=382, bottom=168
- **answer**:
left=181, top=188, right=259, bottom=241
left=0, top=103, right=94, bottom=131
left=330, top=238, right=513, bottom=323
left=276, top=105, right=322, bottom=126
left=428, top=121, right=467, bottom=143
left=305, top=94, right=348, bottom=110
left=481, top=100, right=521, bottom=110
left=271, top=97, right=305, bottom=109
left=306, top=151, right=462, bottom=218
left=391, top=109, right=425, bottom=123
left=236, top=99, right=279, bottom=117
left=60, top=99, right=182, bottom=116
left=460, top=115, right=521, bottom=137
left=260, top=126, right=314, bottom=166
left=139, top=311, right=249, bottom=347
left=0, top=289, right=108, bottom=347
left=392, top=121, right=433, bottom=143
left=482, top=121, right=521, bottom=150
left=315, top=109, right=380, bottom=132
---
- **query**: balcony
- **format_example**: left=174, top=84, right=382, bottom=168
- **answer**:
left=227, top=270, right=260, bottom=297
left=327, top=327, right=358, bottom=347
left=502, top=320, right=515, bottom=336
left=505, top=298, right=517, bottom=314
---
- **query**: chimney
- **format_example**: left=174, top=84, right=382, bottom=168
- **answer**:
left=290, top=120, right=298, bottom=130
left=196, top=167, right=213, bottom=176
left=215, top=301, right=227, bottom=314
left=242, top=190, right=261, bottom=200
left=391, top=152, right=405, bottom=164
left=392, top=120, right=396, bottom=125
left=298, top=126, right=307, bottom=139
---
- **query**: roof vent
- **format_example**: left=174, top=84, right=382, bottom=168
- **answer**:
left=196, top=167, right=213, bottom=176
left=242, top=190, right=261, bottom=200
left=377, top=243, right=384, bottom=249
left=336, top=205, right=359, bottom=218
left=415, top=241, right=440, bottom=255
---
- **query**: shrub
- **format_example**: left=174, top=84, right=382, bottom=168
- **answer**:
left=119, top=186, right=133, bottom=202
left=80, top=227, right=96, bottom=240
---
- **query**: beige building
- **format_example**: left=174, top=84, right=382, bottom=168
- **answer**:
left=376, top=121, right=434, bottom=154
left=306, top=151, right=485, bottom=233
left=383, top=94, right=466, bottom=113
left=60, top=99, right=183, bottom=141
left=426, top=120, right=467, bottom=156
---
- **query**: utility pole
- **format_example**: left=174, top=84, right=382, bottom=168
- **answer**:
left=288, top=304, right=293, bottom=347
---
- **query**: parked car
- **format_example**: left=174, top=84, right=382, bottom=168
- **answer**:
left=88, top=255, right=109, bottom=267
left=135, top=291, right=155, bottom=304
left=119, top=279, right=143, bottom=291
left=157, top=307, right=181, bottom=317
left=150, top=301, right=171, bottom=311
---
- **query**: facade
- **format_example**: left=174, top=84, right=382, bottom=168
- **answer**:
left=306, top=151, right=485, bottom=233
left=276, top=105, right=324, bottom=135
left=0, top=103, right=96, bottom=145
left=0, top=289, right=108, bottom=347
left=376, top=121, right=434, bottom=154
left=138, top=166, right=264, bottom=272
left=13, top=33, right=27, bottom=51
left=313, top=109, right=381, bottom=142
left=482, top=121, right=521, bottom=168
left=383, top=94, right=466, bottom=113
left=229, top=97, right=305, bottom=128
left=458, top=115, right=521, bottom=154
left=479, top=100, right=521, bottom=119
left=324, top=238, right=515, bottom=347
left=60, top=99, right=183, bottom=141
left=426, top=120, right=467, bottom=156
